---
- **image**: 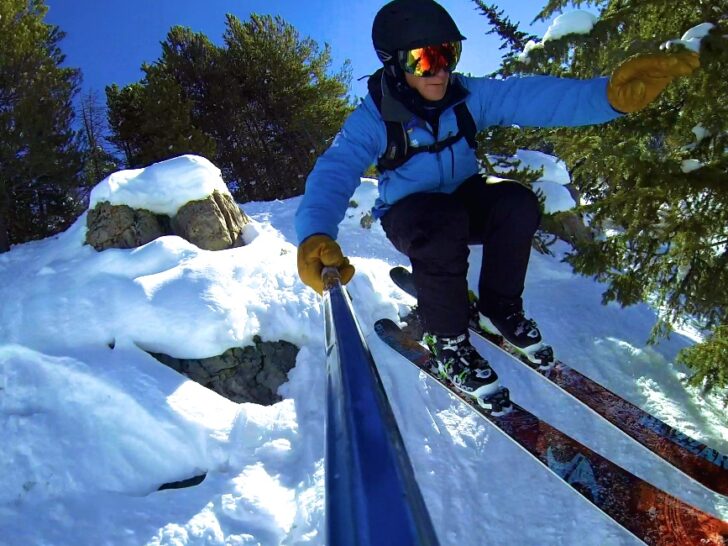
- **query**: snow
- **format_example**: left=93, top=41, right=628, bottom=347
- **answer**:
left=514, top=149, right=575, bottom=213
left=681, top=159, right=703, bottom=173
left=89, top=155, right=230, bottom=216
left=692, top=123, right=710, bottom=143
left=1, top=156, right=727, bottom=545
left=489, top=149, right=576, bottom=213
left=516, top=40, right=541, bottom=64
left=543, top=11, right=598, bottom=42
left=533, top=181, right=575, bottom=213
left=662, top=22, right=715, bottom=53
left=518, top=11, right=597, bottom=63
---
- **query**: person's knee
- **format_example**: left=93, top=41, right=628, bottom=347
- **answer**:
left=502, top=183, right=541, bottom=226
left=410, top=203, right=469, bottom=262
left=384, top=194, right=469, bottom=261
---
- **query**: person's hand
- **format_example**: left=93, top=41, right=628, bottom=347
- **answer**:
left=297, top=234, right=355, bottom=294
left=607, top=51, right=700, bottom=113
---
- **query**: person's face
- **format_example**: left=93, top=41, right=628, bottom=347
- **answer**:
left=404, top=68, right=450, bottom=101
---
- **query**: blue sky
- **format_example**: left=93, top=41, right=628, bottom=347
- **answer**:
left=46, top=0, right=550, bottom=100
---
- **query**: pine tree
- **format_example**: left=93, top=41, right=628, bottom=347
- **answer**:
left=0, top=0, right=83, bottom=251
left=217, top=14, right=352, bottom=201
left=106, top=14, right=352, bottom=203
left=106, top=71, right=217, bottom=169
left=78, top=90, right=118, bottom=191
left=474, top=0, right=728, bottom=396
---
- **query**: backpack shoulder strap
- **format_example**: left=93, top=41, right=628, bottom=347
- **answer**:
left=453, top=102, right=478, bottom=150
left=376, top=102, right=478, bottom=172
left=368, top=70, right=415, bottom=172
left=367, top=69, right=478, bottom=172
left=377, top=120, right=409, bottom=172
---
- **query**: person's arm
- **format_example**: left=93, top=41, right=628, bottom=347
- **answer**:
left=295, top=98, right=383, bottom=293
left=464, top=51, right=699, bottom=130
left=465, top=74, right=622, bottom=129
left=295, top=99, right=384, bottom=243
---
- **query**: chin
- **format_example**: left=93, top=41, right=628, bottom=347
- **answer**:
left=425, top=90, right=447, bottom=101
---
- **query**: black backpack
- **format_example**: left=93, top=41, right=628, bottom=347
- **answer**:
left=367, top=69, right=478, bottom=173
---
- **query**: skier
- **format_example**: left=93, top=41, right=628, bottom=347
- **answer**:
left=295, top=0, right=699, bottom=400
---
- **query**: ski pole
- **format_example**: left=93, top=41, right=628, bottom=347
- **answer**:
left=321, top=266, right=439, bottom=546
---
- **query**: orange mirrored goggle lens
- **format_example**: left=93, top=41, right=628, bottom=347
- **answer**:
left=399, top=41, right=462, bottom=77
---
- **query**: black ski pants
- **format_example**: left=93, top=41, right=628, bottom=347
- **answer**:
left=381, top=174, right=541, bottom=336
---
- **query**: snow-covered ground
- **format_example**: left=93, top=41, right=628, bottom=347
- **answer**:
left=1, top=156, right=726, bottom=545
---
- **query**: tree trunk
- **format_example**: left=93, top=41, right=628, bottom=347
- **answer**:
left=0, top=191, right=10, bottom=252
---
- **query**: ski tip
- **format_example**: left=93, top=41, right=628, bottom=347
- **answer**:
left=390, top=265, right=412, bottom=282
left=374, top=318, right=397, bottom=333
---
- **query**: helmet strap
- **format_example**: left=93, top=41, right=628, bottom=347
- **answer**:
left=384, top=59, right=410, bottom=93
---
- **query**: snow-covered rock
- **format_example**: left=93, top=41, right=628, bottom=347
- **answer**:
left=86, top=156, right=250, bottom=251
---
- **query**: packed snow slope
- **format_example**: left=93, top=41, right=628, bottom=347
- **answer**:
left=0, top=155, right=726, bottom=546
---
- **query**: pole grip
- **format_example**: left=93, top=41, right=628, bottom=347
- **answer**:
left=321, top=266, right=341, bottom=291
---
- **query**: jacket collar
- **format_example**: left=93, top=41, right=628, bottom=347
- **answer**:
left=367, top=68, right=469, bottom=123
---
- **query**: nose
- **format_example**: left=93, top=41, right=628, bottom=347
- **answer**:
left=429, top=68, right=449, bottom=80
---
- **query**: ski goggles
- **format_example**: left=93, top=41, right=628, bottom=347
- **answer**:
left=397, top=40, right=462, bottom=77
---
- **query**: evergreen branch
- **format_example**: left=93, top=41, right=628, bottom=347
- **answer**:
left=472, top=1, right=538, bottom=54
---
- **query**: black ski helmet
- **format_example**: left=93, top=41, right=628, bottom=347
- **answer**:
left=372, top=0, right=466, bottom=64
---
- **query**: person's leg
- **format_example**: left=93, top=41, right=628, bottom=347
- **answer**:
left=381, top=192, right=470, bottom=336
left=454, top=176, right=546, bottom=357
left=381, top=190, right=502, bottom=400
left=455, top=176, right=541, bottom=315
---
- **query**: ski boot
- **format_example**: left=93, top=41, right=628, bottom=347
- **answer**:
left=477, top=303, right=554, bottom=370
left=424, top=331, right=511, bottom=414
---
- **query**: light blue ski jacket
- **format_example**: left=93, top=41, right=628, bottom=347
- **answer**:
left=295, top=73, right=622, bottom=244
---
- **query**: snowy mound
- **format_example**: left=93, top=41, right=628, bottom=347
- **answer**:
left=89, top=155, right=230, bottom=216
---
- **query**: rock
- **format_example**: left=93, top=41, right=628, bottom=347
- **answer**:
left=85, top=190, right=250, bottom=252
left=150, top=338, right=298, bottom=405
left=360, top=212, right=374, bottom=229
left=86, top=202, right=169, bottom=251
left=172, top=190, right=250, bottom=251
left=542, top=210, right=594, bottom=246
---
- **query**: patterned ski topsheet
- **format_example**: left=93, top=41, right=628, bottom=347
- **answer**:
left=374, top=318, right=728, bottom=546
left=390, top=265, right=728, bottom=498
